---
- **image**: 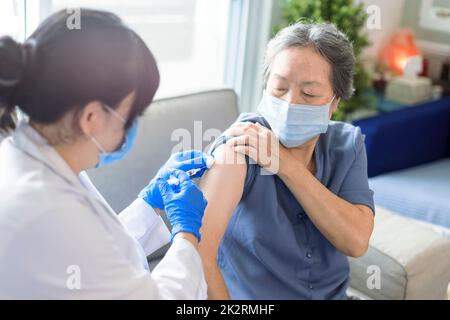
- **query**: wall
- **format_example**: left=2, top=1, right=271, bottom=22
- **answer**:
left=402, top=0, right=450, bottom=80
left=402, top=0, right=450, bottom=46
left=357, top=0, right=406, bottom=58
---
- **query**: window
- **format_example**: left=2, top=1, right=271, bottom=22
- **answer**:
left=41, top=0, right=230, bottom=98
left=0, top=0, right=274, bottom=111
left=0, top=0, right=25, bottom=41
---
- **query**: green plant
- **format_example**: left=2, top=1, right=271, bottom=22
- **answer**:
left=274, top=0, right=376, bottom=121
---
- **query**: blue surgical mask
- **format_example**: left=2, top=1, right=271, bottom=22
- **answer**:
left=90, top=104, right=138, bottom=168
left=257, top=91, right=335, bottom=148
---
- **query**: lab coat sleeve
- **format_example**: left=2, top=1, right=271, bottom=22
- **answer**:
left=11, top=199, right=207, bottom=300
left=118, top=200, right=207, bottom=299
left=152, top=237, right=208, bottom=300
left=118, top=198, right=171, bottom=256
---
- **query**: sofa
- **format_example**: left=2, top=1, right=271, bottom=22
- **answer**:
left=353, top=97, right=450, bottom=231
left=348, top=97, right=450, bottom=300
left=4, top=88, right=439, bottom=299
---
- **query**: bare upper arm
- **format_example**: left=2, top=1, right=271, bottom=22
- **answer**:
left=197, top=142, right=247, bottom=256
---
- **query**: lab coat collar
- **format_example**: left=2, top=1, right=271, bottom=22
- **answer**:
left=12, top=120, right=88, bottom=191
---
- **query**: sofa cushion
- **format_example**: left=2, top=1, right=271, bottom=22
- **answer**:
left=369, top=158, right=450, bottom=229
left=349, top=206, right=450, bottom=299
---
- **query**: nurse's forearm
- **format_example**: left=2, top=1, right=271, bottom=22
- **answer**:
left=279, top=163, right=373, bottom=257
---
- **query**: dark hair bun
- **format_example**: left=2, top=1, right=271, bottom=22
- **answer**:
left=0, top=36, right=26, bottom=101
left=0, top=36, right=26, bottom=133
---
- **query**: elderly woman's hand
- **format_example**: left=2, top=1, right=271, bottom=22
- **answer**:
left=225, top=122, right=297, bottom=176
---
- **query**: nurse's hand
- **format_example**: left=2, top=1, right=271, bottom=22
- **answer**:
left=157, top=169, right=207, bottom=241
left=139, top=150, right=213, bottom=209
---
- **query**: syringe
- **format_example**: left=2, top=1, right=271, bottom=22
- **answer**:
left=167, top=156, right=215, bottom=187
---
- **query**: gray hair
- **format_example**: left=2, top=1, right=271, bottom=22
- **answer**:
left=263, top=22, right=355, bottom=100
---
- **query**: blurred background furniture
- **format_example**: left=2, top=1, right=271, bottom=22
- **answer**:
left=351, top=94, right=450, bottom=299
left=353, top=96, right=450, bottom=231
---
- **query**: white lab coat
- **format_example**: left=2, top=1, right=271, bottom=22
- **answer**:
left=0, top=121, right=207, bottom=299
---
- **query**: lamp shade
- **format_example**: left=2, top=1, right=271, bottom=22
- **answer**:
left=380, top=29, right=420, bottom=75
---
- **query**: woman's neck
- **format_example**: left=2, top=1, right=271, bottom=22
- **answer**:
left=30, top=121, right=89, bottom=174
left=53, top=144, right=85, bottom=174
left=288, top=136, right=319, bottom=171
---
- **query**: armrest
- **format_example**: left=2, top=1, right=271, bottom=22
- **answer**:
left=353, top=97, right=450, bottom=177
left=348, top=206, right=450, bottom=300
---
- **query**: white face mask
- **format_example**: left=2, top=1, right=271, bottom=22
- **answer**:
left=257, top=90, right=335, bottom=148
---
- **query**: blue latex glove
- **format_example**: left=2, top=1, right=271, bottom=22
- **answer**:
left=139, top=150, right=214, bottom=209
left=157, top=169, right=207, bottom=241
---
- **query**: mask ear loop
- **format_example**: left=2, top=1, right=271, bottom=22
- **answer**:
left=89, top=103, right=126, bottom=154
left=327, top=95, right=336, bottom=106
left=90, top=135, right=107, bottom=153
left=102, top=104, right=126, bottom=124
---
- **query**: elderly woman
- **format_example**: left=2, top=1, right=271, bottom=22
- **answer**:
left=197, top=22, right=375, bottom=300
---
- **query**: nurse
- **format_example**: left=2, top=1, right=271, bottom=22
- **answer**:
left=0, top=9, right=210, bottom=299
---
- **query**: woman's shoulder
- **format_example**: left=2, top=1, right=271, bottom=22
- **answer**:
left=208, top=113, right=268, bottom=153
left=235, top=113, right=270, bottom=127
left=321, top=121, right=366, bottom=157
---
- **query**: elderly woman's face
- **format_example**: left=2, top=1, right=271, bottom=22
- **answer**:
left=267, top=46, right=338, bottom=114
